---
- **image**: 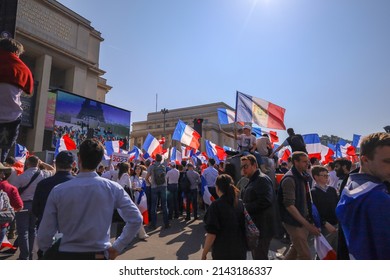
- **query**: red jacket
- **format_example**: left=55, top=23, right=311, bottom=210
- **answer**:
left=0, top=180, right=23, bottom=227
left=0, top=49, right=34, bottom=95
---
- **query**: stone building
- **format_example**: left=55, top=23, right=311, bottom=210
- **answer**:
left=131, top=102, right=237, bottom=152
left=1, top=0, right=111, bottom=153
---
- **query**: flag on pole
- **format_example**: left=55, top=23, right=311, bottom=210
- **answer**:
left=170, top=147, right=182, bottom=164
left=128, top=146, right=143, bottom=161
left=321, top=144, right=335, bottom=164
left=15, top=143, right=29, bottom=164
left=303, top=133, right=322, bottom=159
left=172, top=120, right=200, bottom=150
left=104, top=141, right=121, bottom=156
left=217, top=108, right=235, bottom=124
left=205, top=140, right=227, bottom=163
left=336, top=139, right=356, bottom=158
left=142, top=133, right=163, bottom=158
left=352, top=134, right=362, bottom=148
left=54, top=134, right=77, bottom=157
left=235, top=91, right=286, bottom=130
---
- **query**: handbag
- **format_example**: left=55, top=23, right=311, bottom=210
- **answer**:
left=243, top=206, right=260, bottom=250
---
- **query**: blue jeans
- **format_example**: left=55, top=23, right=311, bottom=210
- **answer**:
left=150, top=186, right=169, bottom=227
left=167, top=183, right=179, bottom=219
left=15, top=201, right=37, bottom=260
left=186, top=189, right=198, bottom=219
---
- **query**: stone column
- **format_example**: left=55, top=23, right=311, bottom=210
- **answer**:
left=65, top=66, right=87, bottom=96
left=27, top=54, right=52, bottom=152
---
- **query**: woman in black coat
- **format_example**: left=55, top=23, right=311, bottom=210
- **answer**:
left=201, top=174, right=247, bottom=260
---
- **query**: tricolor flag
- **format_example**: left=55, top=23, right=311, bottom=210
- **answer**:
left=352, top=134, right=362, bottom=148
left=275, top=145, right=291, bottom=162
left=314, top=234, right=337, bottom=260
left=105, top=140, right=121, bottom=156
left=336, top=139, right=356, bottom=158
left=303, top=133, right=322, bottom=160
left=170, top=147, right=182, bottom=164
left=128, top=146, right=143, bottom=161
left=142, top=133, right=163, bottom=159
left=54, top=134, right=77, bottom=157
left=181, top=146, right=194, bottom=159
left=172, top=120, right=200, bottom=150
left=193, top=151, right=208, bottom=165
left=200, top=175, right=215, bottom=206
left=235, top=91, right=286, bottom=130
left=217, top=108, right=236, bottom=124
left=252, top=127, right=262, bottom=138
left=321, top=145, right=335, bottom=164
left=205, top=140, right=227, bottom=163
left=136, top=180, right=149, bottom=225
left=15, top=143, right=29, bottom=164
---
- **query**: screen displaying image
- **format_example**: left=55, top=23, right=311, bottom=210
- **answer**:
left=52, top=90, right=131, bottom=149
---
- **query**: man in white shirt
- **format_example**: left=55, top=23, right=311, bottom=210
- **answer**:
left=202, top=158, right=219, bottom=200
left=166, top=162, right=180, bottom=219
left=14, top=156, right=55, bottom=260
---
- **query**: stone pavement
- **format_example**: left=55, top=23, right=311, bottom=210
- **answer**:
left=1, top=210, right=290, bottom=260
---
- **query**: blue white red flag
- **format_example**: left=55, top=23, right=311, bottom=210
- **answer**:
left=205, top=140, right=227, bottom=163
left=105, top=141, right=121, bottom=156
left=352, top=134, right=362, bottom=148
left=55, top=134, right=77, bottom=157
left=128, top=146, right=143, bottom=161
left=200, top=175, right=215, bottom=206
left=181, top=146, right=194, bottom=159
left=170, top=147, right=182, bottom=164
left=303, top=133, right=322, bottom=159
left=252, top=127, right=262, bottom=137
left=142, top=133, right=163, bottom=159
left=172, top=120, right=200, bottom=150
left=217, top=108, right=235, bottom=124
left=136, top=180, right=149, bottom=225
left=235, top=91, right=286, bottom=130
left=15, top=144, right=29, bottom=164
left=336, top=139, right=356, bottom=158
left=321, top=144, right=334, bottom=164
left=314, top=234, right=337, bottom=260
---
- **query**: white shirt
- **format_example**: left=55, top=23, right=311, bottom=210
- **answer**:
left=117, top=173, right=131, bottom=189
left=166, top=168, right=180, bottom=184
left=202, top=166, right=218, bottom=187
left=15, top=167, right=54, bottom=201
left=0, top=83, right=23, bottom=123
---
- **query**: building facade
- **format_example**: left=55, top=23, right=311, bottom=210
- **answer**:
left=131, top=102, right=237, bottom=152
left=1, top=0, right=111, bottom=153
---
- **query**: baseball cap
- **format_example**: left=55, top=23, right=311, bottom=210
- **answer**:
left=55, top=151, right=75, bottom=165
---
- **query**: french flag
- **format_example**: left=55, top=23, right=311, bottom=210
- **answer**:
left=217, top=108, right=235, bottom=124
left=136, top=181, right=149, bottom=225
left=314, top=234, right=337, bottom=260
left=181, top=146, right=194, bottom=160
left=303, top=133, right=322, bottom=160
left=142, top=133, right=163, bottom=159
left=321, top=145, right=335, bottom=164
left=128, top=146, right=142, bottom=161
left=352, top=134, right=362, bottom=148
left=276, top=145, right=291, bottom=162
left=15, top=143, right=29, bottom=164
left=55, top=134, right=77, bottom=157
left=170, top=147, right=182, bottom=164
left=172, top=120, right=200, bottom=150
left=252, top=127, right=262, bottom=137
left=336, top=139, right=356, bottom=158
left=200, top=175, right=215, bottom=206
left=205, top=140, right=227, bottom=163
left=193, top=151, right=208, bottom=165
left=105, top=141, right=121, bottom=156
left=235, top=91, right=286, bottom=130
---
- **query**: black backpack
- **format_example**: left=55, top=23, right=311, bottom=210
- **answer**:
left=153, top=162, right=166, bottom=185
left=288, top=135, right=307, bottom=153
left=179, top=171, right=191, bottom=193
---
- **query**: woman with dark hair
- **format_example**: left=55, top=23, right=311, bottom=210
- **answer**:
left=117, top=163, right=133, bottom=201
left=201, top=174, right=247, bottom=260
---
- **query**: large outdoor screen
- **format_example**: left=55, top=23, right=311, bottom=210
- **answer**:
left=52, top=90, right=131, bottom=149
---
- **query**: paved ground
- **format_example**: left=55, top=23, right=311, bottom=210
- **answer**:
left=1, top=209, right=290, bottom=260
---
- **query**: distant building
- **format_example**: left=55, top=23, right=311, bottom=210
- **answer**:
left=131, top=102, right=236, bottom=152
left=1, top=0, right=110, bottom=153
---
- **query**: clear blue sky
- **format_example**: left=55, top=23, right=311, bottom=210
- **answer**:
left=57, top=0, right=390, bottom=141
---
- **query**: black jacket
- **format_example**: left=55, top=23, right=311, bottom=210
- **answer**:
left=241, top=169, right=275, bottom=238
